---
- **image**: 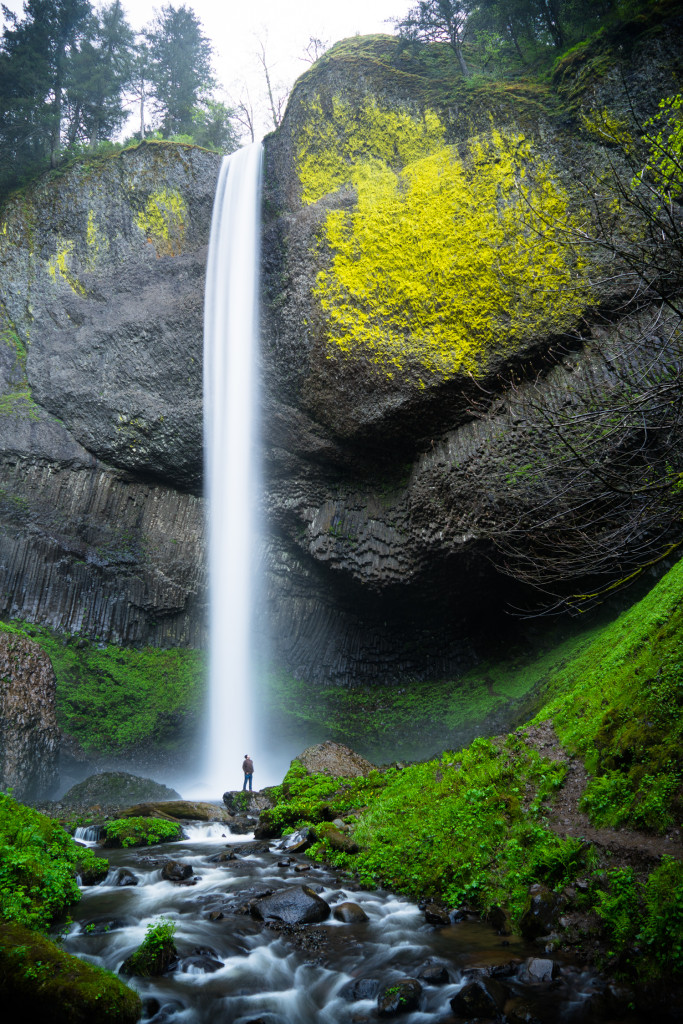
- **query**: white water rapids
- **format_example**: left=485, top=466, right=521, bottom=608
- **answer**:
left=201, top=143, right=263, bottom=798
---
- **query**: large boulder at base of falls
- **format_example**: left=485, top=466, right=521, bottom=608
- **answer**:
left=60, top=771, right=181, bottom=808
left=0, top=631, right=60, bottom=800
left=293, top=741, right=376, bottom=778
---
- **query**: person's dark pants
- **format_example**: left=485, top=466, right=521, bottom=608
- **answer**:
left=243, top=773, right=252, bottom=791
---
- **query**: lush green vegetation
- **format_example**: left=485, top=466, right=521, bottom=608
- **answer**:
left=119, top=918, right=177, bottom=977
left=0, top=619, right=203, bottom=755
left=0, top=793, right=107, bottom=930
left=102, top=817, right=182, bottom=848
left=264, top=556, right=683, bottom=981
left=269, top=618, right=603, bottom=762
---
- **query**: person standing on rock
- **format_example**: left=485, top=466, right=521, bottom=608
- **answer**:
left=242, top=754, right=254, bottom=792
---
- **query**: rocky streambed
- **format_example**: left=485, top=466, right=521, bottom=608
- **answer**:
left=62, top=817, right=634, bottom=1024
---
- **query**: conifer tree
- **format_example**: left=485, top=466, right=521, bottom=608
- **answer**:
left=145, top=4, right=214, bottom=137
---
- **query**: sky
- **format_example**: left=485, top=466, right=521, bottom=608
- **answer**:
left=2, top=0, right=415, bottom=139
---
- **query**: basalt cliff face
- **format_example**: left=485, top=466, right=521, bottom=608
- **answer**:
left=0, top=7, right=682, bottom=690
left=0, top=142, right=219, bottom=646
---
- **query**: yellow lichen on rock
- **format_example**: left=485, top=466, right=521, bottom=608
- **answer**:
left=47, top=240, right=86, bottom=297
left=85, top=209, right=108, bottom=267
left=313, top=129, right=591, bottom=381
left=297, top=96, right=445, bottom=205
left=135, top=189, right=188, bottom=257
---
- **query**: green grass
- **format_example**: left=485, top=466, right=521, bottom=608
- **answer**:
left=0, top=620, right=204, bottom=755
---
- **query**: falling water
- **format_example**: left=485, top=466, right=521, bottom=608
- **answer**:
left=202, top=142, right=263, bottom=796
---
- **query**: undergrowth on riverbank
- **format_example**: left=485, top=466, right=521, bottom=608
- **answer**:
left=532, top=559, right=683, bottom=833
left=102, top=817, right=182, bottom=848
left=0, top=793, right=107, bottom=930
left=265, top=557, right=683, bottom=981
left=0, top=620, right=203, bottom=754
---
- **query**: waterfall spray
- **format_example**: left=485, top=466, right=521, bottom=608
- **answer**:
left=202, top=143, right=263, bottom=796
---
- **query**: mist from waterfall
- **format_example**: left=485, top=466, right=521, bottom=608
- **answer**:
left=201, top=142, right=263, bottom=797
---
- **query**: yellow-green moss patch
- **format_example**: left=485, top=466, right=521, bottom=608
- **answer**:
left=135, top=188, right=188, bottom=257
left=314, top=130, right=591, bottom=381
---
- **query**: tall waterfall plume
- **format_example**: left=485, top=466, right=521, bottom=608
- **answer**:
left=202, top=142, right=263, bottom=796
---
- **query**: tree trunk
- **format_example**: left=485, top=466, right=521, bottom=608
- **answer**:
left=454, top=39, right=468, bottom=77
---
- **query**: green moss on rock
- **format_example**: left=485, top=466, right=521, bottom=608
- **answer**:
left=0, top=922, right=141, bottom=1024
left=102, top=816, right=183, bottom=848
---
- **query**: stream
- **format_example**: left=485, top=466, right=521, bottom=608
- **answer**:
left=61, top=823, right=625, bottom=1024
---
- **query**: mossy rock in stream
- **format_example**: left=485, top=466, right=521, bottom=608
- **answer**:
left=0, top=922, right=141, bottom=1024
left=102, top=816, right=183, bottom=848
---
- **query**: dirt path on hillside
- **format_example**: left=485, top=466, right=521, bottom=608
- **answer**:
left=519, top=720, right=683, bottom=868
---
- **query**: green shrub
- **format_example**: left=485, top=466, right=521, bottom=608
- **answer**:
left=119, top=918, right=177, bottom=977
left=0, top=794, right=107, bottom=930
left=102, top=817, right=182, bottom=848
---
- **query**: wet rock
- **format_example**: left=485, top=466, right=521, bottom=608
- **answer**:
left=450, top=978, right=508, bottom=1017
left=318, top=823, right=360, bottom=854
left=487, top=904, right=512, bottom=935
left=141, top=997, right=161, bottom=1019
left=79, top=860, right=109, bottom=886
left=231, top=818, right=257, bottom=836
left=172, top=950, right=223, bottom=974
left=271, top=826, right=314, bottom=852
left=278, top=857, right=292, bottom=867
left=333, top=901, right=369, bottom=923
left=207, top=910, right=224, bottom=921
left=119, top=800, right=230, bottom=823
left=289, top=742, right=376, bottom=781
left=0, top=632, right=60, bottom=801
left=424, top=903, right=451, bottom=927
left=294, top=862, right=311, bottom=873
left=161, top=860, right=193, bottom=882
left=112, top=868, right=139, bottom=887
left=251, top=885, right=331, bottom=925
left=377, top=978, right=422, bottom=1016
left=519, top=885, right=559, bottom=940
left=506, top=1000, right=544, bottom=1024
left=418, top=963, right=449, bottom=985
left=223, top=790, right=275, bottom=815
left=61, top=772, right=180, bottom=808
left=339, top=978, right=381, bottom=1002
left=209, top=850, right=236, bottom=863
left=518, top=957, right=558, bottom=984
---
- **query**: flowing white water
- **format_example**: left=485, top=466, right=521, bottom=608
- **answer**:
left=201, top=142, right=263, bottom=797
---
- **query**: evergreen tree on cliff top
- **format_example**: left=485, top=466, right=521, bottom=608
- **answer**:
left=145, top=3, right=214, bottom=138
left=0, top=0, right=90, bottom=176
left=64, top=0, right=134, bottom=149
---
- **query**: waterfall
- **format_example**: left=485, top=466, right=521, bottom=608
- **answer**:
left=202, top=142, right=263, bottom=797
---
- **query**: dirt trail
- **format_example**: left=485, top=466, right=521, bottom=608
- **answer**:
left=520, top=720, right=683, bottom=867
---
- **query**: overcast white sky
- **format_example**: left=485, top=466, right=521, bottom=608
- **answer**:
left=2, top=0, right=414, bottom=139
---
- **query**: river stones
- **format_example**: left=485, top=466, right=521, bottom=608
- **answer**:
left=519, top=884, right=559, bottom=939
left=161, top=860, right=193, bottom=882
left=270, top=826, right=314, bottom=852
left=251, top=885, right=331, bottom=925
left=377, top=978, right=422, bottom=1017
left=339, top=978, right=381, bottom=1001
left=111, top=868, right=138, bottom=887
left=450, top=977, right=508, bottom=1017
left=518, top=957, right=559, bottom=984
left=417, top=963, right=449, bottom=984
left=423, top=902, right=451, bottom=927
left=332, top=901, right=368, bottom=923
